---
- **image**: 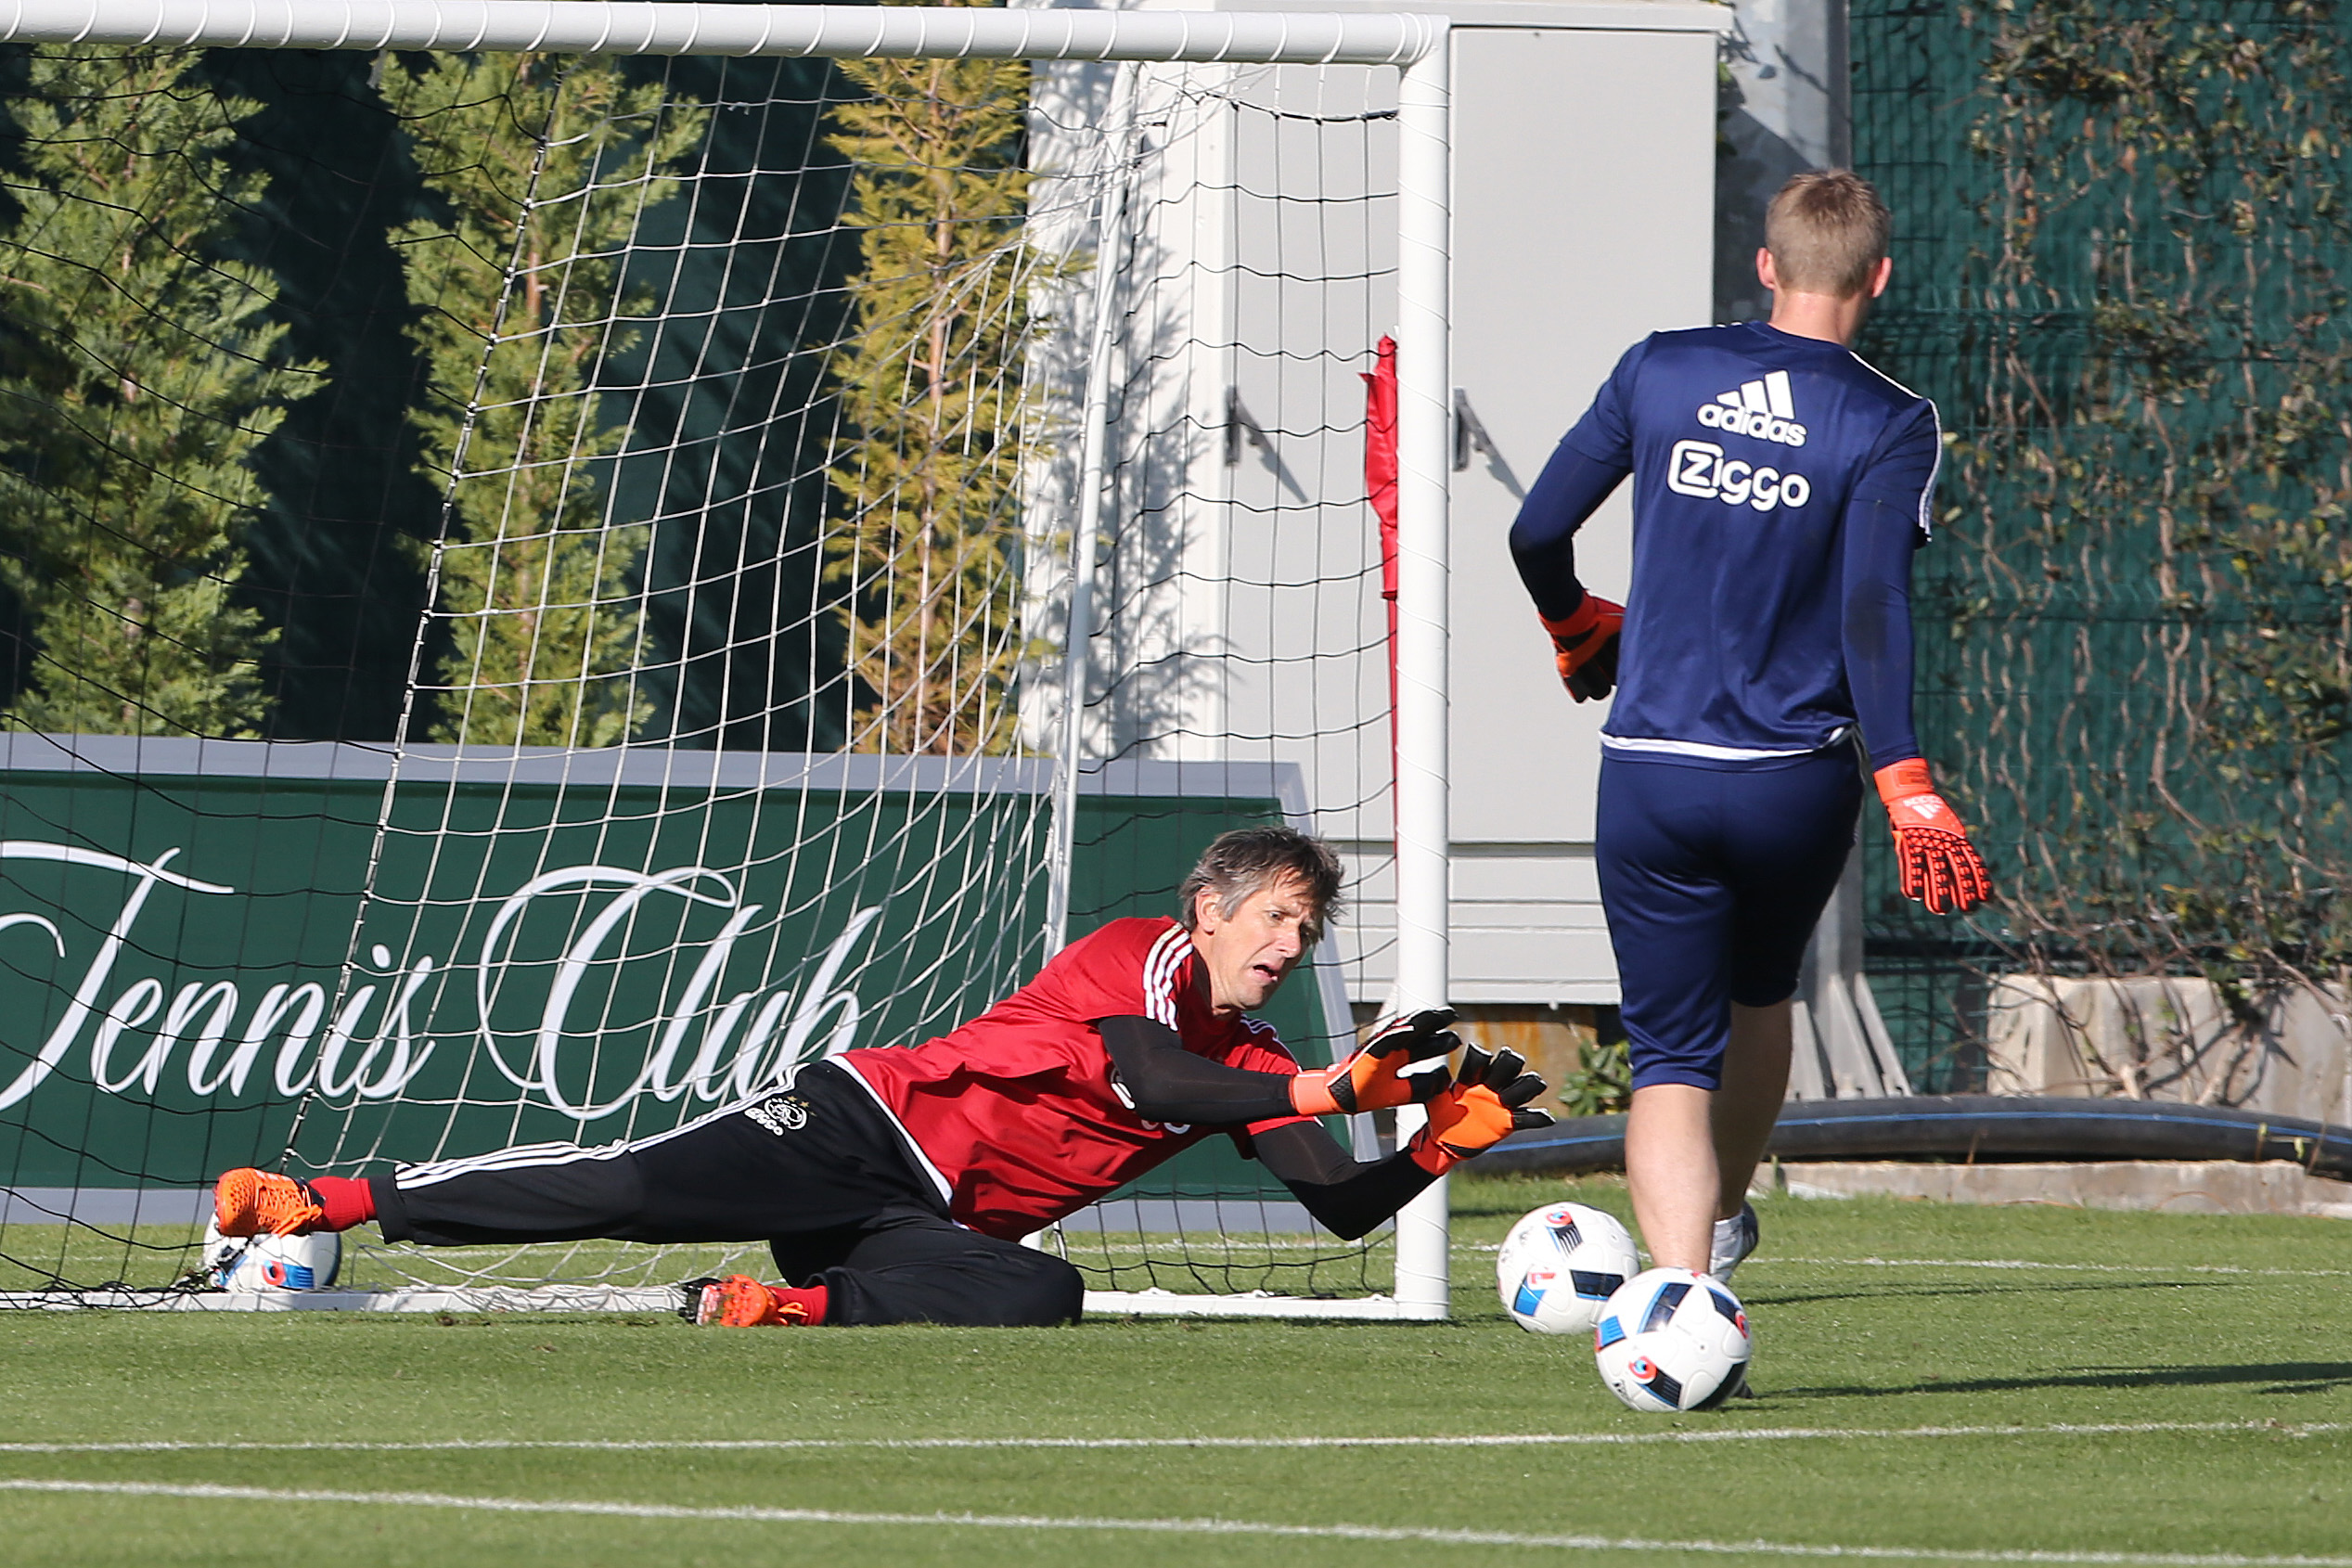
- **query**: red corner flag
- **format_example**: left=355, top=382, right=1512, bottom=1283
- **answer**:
left=1362, top=334, right=1400, bottom=605
left=1362, top=335, right=1401, bottom=771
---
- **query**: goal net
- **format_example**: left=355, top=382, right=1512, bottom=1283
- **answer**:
left=0, top=3, right=1454, bottom=1317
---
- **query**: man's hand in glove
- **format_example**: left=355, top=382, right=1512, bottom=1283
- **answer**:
left=1873, top=758, right=1991, bottom=915
left=1406, top=1044, right=1554, bottom=1174
left=1539, top=595, right=1625, bottom=702
left=1288, top=1007, right=1459, bottom=1117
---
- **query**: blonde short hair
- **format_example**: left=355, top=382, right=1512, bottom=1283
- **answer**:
left=1764, top=170, right=1893, bottom=298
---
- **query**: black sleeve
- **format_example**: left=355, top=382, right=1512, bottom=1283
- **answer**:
left=1098, top=1014, right=1297, bottom=1125
left=1251, top=1121, right=1437, bottom=1241
left=1509, top=439, right=1631, bottom=621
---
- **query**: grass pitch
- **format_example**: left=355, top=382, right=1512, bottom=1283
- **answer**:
left=2, top=1172, right=2347, bottom=1566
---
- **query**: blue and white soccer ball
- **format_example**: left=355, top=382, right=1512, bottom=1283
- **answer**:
left=1593, top=1266, right=1752, bottom=1411
left=1495, top=1202, right=1639, bottom=1335
left=200, top=1221, right=341, bottom=1292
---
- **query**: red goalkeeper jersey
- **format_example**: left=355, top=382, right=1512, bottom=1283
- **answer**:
left=833, top=917, right=1311, bottom=1239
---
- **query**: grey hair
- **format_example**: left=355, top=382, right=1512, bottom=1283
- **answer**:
left=1176, top=827, right=1343, bottom=943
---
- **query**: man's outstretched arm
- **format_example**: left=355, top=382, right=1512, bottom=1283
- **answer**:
left=1097, top=1018, right=1440, bottom=1239
left=1099, top=1014, right=1296, bottom=1122
left=1254, top=1046, right=1558, bottom=1240
left=1098, top=1012, right=1457, bottom=1125
left=1250, top=1121, right=1433, bottom=1240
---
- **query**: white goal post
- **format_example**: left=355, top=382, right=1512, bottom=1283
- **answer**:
left=0, top=0, right=1457, bottom=1319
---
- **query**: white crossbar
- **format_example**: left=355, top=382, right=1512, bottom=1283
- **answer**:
left=0, top=1, right=1441, bottom=64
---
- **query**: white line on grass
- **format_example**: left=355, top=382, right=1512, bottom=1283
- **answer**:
left=1463, top=1246, right=2352, bottom=1279
left=368, top=1236, right=1383, bottom=1262
left=2, top=1420, right=2339, bottom=1456
left=1769, top=1258, right=2352, bottom=1279
left=0, top=1477, right=2344, bottom=1564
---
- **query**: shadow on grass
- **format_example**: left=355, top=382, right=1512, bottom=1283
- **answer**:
left=1745, top=1279, right=2237, bottom=1308
left=1778, top=1362, right=2352, bottom=1399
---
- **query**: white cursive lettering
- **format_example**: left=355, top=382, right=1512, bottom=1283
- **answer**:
left=0, top=846, right=231, bottom=1113
left=0, top=840, right=886, bottom=1126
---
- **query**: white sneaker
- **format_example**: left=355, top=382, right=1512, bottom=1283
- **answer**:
left=1709, top=1202, right=1759, bottom=1282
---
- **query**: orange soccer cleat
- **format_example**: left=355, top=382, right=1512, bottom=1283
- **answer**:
left=212, top=1168, right=325, bottom=1238
left=688, top=1275, right=813, bottom=1328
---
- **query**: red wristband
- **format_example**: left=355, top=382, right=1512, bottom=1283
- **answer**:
left=1873, top=757, right=1934, bottom=807
left=1289, top=1072, right=1341, bottom=1118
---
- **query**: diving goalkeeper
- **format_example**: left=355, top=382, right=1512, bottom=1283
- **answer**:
left=212, top=827, right=1549, bottom=1328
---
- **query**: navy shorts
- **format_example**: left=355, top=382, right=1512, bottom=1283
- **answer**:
left=1596, top=749, right=1862, bottom=1091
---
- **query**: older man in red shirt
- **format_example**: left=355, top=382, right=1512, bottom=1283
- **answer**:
left=212, top=827, right=1548, bottom=1326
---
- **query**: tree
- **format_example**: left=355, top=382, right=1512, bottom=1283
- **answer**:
left=384, top=52, right=705, bottom=748
left=823, top=4, right=1043, bottom=756
left=0, top=45, right=315, bottom=737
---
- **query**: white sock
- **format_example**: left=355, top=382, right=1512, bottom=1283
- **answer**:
left=1708, top=1206, right=1755, bottom=1279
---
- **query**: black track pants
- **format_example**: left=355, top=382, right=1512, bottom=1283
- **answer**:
left=369, top=1060, right=1084, bottom=1327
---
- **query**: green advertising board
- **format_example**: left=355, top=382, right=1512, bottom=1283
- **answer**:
left=0, top=738, right=1346, bottom=1198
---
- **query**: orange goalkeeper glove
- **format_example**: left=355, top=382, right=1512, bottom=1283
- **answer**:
left=1539, top=595, right=1624, bottom=702
left=1406, top=1045, right=1554, bottom=1175
left=1290, top=1007, right=1459, bottom=1117
left=1874, top=758, right=1991, bottom=915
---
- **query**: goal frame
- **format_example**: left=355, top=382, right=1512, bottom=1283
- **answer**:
left=0, top=0, right=1458, bottom=1321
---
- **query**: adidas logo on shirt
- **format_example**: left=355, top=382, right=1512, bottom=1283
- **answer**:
left=1695, top=369, right=1808, bottom=447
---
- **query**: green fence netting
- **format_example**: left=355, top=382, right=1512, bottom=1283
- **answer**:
left=1849, top=0, right=2352, bottom=1089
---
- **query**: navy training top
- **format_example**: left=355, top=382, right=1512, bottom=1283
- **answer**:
left=1510, top=321, right=1939, bottom=771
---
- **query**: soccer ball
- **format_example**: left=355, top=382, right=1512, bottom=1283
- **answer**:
left=200, top=1222, right=341, bottom=1292
left=1495, top=1202, right=1639, bottom=1335
left=1593, top=1267, right=1751, bottom=1411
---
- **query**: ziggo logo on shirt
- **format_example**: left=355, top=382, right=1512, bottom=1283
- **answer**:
left=1666, top=440, right=1812, bottom=511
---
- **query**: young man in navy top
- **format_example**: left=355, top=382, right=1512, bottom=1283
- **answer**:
left=1510, top=171, right=1990, bottom=1284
